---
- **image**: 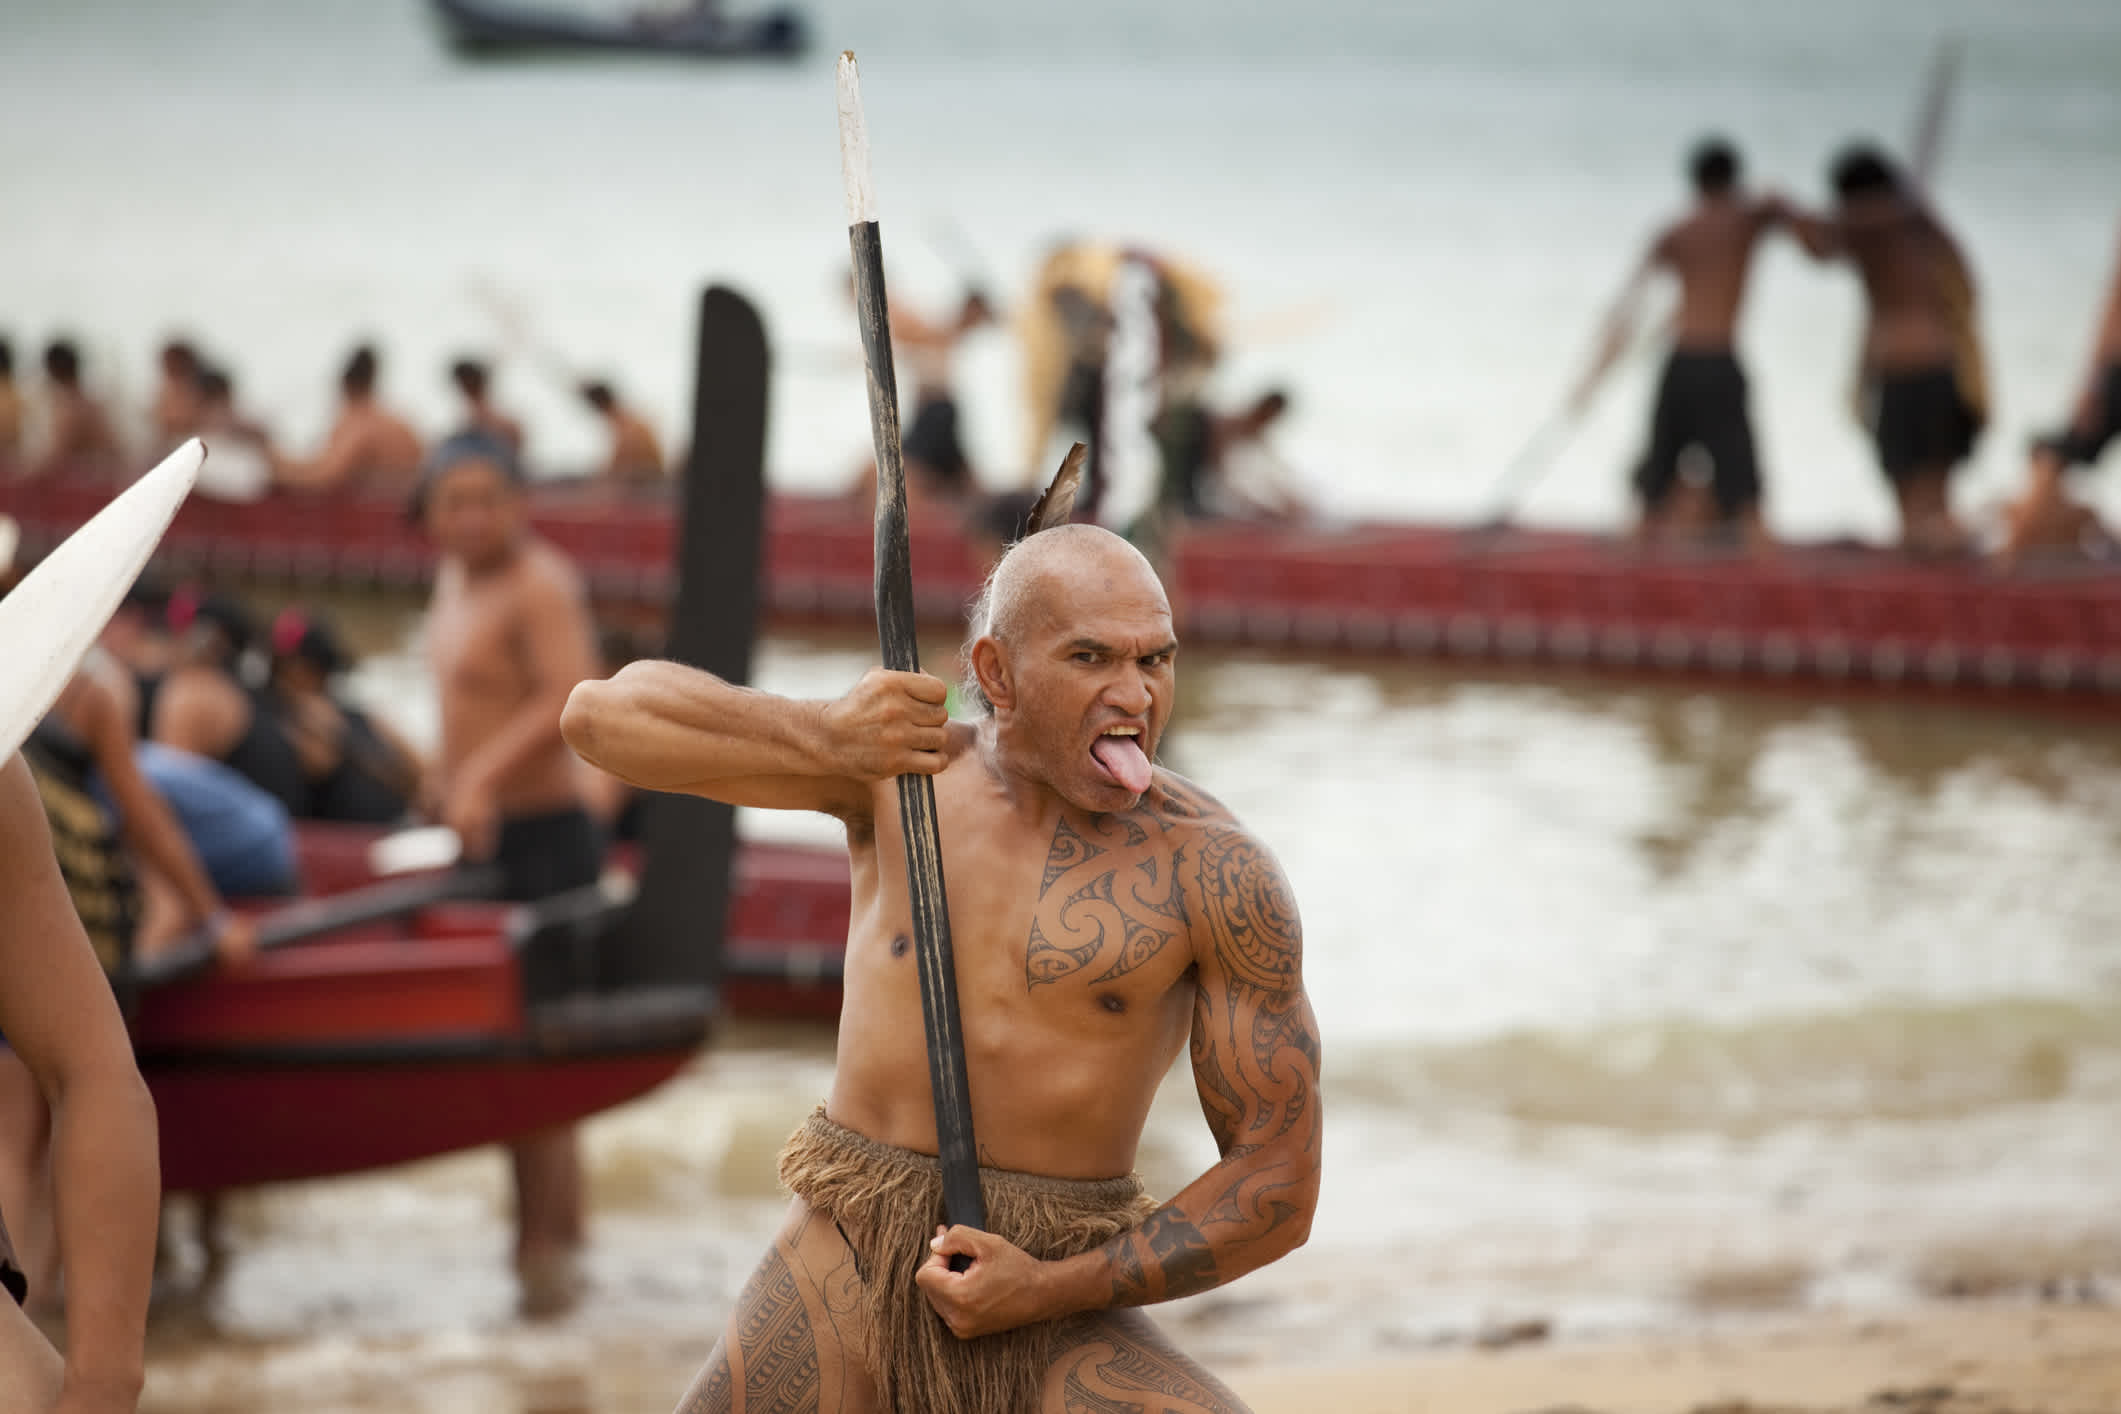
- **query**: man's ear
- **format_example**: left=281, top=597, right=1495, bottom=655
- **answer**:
left=971, top=636, right=1011, bottom=711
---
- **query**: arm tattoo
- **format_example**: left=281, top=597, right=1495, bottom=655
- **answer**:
left=1064, top=1369, right=1148, bottom=1414
left=1099, top=810, right=1323, bottom=1311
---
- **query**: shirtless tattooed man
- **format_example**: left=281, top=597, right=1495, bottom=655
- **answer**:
left=563, top=523, right=1322, bottom=1414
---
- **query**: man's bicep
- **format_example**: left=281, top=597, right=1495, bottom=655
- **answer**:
left=1188, top=827, right=1319, bottom=1158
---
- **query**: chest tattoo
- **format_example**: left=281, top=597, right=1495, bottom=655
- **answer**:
left=1024, top=813, right=1192, bottom=991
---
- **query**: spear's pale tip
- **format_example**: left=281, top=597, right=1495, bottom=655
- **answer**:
left=835, top=50, right=876, bottom=226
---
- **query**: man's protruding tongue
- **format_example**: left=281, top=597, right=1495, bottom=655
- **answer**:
left=1091, top=733, right=1153, bottom=794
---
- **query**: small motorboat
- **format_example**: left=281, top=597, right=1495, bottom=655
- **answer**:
left=431, top=0, right=806, bottom=60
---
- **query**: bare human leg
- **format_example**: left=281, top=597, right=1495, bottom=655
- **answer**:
left=671, top=1201, right=875, bottom=1414
left=1041, top=1308, right=1253, bottom=1414
left=1893, top=467, right=1969, bottom=558
left=511, top=1124, right=585, bottom=1317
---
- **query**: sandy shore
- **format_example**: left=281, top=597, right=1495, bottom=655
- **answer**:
left=1229, top=1305, right=2121, bottom=1414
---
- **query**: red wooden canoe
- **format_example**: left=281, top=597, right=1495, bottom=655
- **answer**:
left=7, top=477, right=2117, bottom=709
left=289, top=823, right=849, bottom=1022
left=132, top=897, right=708, bottom=1191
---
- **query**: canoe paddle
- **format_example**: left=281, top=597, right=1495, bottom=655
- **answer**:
left=0, top=441, right=201, bottom=758
left=836, top=52, right=988, bottom=1248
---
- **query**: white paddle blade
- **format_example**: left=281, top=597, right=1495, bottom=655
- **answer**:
left=0, top=440, right=202, bottom=758
left=367, top=825, right=464, bottom=877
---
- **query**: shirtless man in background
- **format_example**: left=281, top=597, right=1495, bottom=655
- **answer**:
left=0, top=339, right=28, bottom=469
left=894, top=288, right=995, bottom=502
left=150, top=340, right=206, bottom=456
left=1784, top=144, right=1986, bottom=556
left=578, top=381, right=665, bottom=487
left=1587, top=139, right=1787, bottom=549
left=563, top=523, right=1321, bottom=1414
left=25, top=342, right=123, bottom=485
left=449, top=358, right=526, bottom=459
left=0, top=751, right=160, bottom=1414
left=417, top=431, right=601, bottom=1311
left=274, top=344, right=424, bottom=495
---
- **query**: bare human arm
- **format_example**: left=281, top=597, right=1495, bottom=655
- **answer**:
left=68, top=674, right=248, bottom=961
left=1778, top=198, right=1843, bottom=262
left=917, top=820, right=1323, bottom=1336
left=270, top=412, right=366, bottom=491
left=561, top=660, right=950, bottom=823
left=0, top=754, right=158, bottom=1414
left=1575, top=229, right=1673, bottom=410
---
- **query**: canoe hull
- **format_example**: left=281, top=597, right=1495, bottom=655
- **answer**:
left=145, top=1048, right=693, bottom=1191
left=7, top=478, right=2116, bottom=711
left=130, top=904, right=712, bottom=1191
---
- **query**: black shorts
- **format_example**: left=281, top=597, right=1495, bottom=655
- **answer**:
left=493, top=807, right=603, bottom=904
left=0, top=1203, right=24, bottom=1306
left=901, top=394, right=972, bottom=495
left=1870, top=364, right=1980, bottom=482
left=2035, top=362, right=2121, bottom=469
left=1632, top=351, right=1762, bottom=516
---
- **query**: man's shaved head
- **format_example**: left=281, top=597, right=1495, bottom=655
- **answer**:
left=962, top=525, right=1166, bottom=714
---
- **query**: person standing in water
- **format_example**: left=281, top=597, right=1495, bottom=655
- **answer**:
left=416, top=431, right=602, bottom=1312
left=1587, top=139, right=1788, bottom=550
left=1782, top=144, right=1987, bottom=556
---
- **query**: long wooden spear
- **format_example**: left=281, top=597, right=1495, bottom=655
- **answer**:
left=835, top=51, right=987, bottom=1244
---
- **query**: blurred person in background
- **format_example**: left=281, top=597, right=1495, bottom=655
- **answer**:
left=149, top=338, right=206, bottom=455
left=272, top=343, right=424, bottom=495
left=0, top=751, right=159, bottom=1414
left=266, top=605, right=424, bottom=825
left=97, top=583, right=177, bottom=741
left=192, top=366, right=276, bottom=502
left=2000, top=217, right=2121, bottom=562
left=899, top=287, right=996, bottom=503
left=1587, top=138, right=1785, bottom=551
left=416, top=430, right=602, bottom=1313
left=1157, top=387, right=1315, bottom=524
left=448, top=356, right=526, bottom=459
left=579, top=379, right=665, bottom=487
left=0, top=337, right=22, bottom=470
left=25, top=340, right=122, bottom=484
left=1784, top=144, right=1986, bottom=557
left=150, top=591, right=311, bottom=820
